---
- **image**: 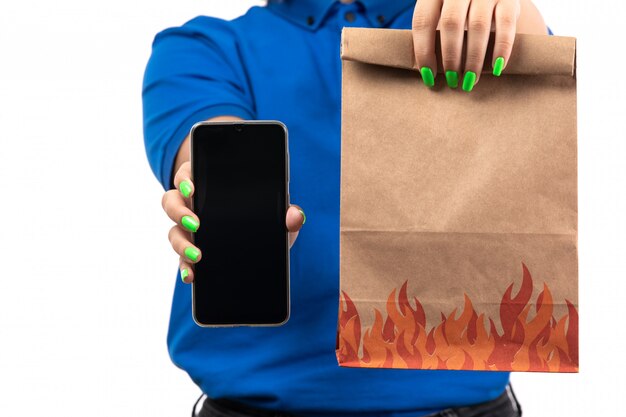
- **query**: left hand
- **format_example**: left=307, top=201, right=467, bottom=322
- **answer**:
left=411, top=0, right=522, bottom=91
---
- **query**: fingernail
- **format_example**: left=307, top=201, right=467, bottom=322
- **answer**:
left=298, top=209, right=306, bottom=225
left=493, top=56, right=505, bottom=76
left=179, top=180, right=192, bottom=198
left=462, top=71, right=477, bottom=92
left=445, top=71, right=458, bottom=88
left=420, top=67, right=435, bottom=87
left=184, top=247, right=200, bottom=262
left=181, top=215, right=199, bottom=233
left=181, top=268, right=189, bottom=283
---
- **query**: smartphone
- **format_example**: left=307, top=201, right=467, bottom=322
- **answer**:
left=190, top=121, right=290, bottom=327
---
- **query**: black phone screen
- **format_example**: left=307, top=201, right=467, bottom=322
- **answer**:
left=191, top=122, right=289, bottom=326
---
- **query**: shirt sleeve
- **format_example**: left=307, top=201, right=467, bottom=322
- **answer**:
left=142, top=16, right=255, bottom=190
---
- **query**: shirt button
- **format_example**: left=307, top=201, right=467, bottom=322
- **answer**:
left=344, top=12, right=356, bottom=23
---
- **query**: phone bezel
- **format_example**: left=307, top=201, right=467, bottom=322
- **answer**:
left=189, top=120, right=291, bottom=327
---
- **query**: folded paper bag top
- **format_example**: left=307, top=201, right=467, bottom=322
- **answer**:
left=336, top=28, right=578, bottom=373
left=341, top=27, right=576, bottom=76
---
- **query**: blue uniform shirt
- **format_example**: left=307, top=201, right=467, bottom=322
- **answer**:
left=142, top=1, right=552, bottom=415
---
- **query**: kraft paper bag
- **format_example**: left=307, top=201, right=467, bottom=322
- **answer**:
left=336, top=28, right=578, bottom=373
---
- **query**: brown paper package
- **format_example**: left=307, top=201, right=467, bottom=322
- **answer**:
left=336, top=28, right=578, bottom=373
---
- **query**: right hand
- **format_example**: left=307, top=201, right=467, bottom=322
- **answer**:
left=162, top=160, right=306, bottom=284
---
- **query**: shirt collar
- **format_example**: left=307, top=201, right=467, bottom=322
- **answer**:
left=266, top=0, right=415, bottom=30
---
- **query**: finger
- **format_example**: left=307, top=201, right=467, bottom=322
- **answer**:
left=412, top=0, right=444, bottom=87
left=168, top=225, right=202, bottom=263
left=286, top=205, right=305, bottom=249
left=439, top=0, right=471, bottom=88
left=173, top=161, right=194, bottom=199
left=492, top=0, right=519, bottom=76
left=463, top=0, right=496, bottom=91
left=179, top=259, right=195, bottom=284
left=162, top=190, right=200, bottom=233
left=286, top=205, right=305, bottom=232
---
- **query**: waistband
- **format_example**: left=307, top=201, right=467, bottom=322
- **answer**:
left=193, top=384, right=521, bottom=417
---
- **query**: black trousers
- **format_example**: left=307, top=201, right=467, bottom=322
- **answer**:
left=193, top=384, right=522, bottom=417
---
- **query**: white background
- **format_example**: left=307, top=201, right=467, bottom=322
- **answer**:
left=0, top=1, right=624, bottom=416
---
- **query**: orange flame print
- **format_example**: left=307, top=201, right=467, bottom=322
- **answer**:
left=336, top=264, right=578, bottom=372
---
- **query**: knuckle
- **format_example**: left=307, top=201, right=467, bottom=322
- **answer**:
left=168, top=226, right=177, bottom=244
left=498, top=13, right=516, bottom=29
left=469, top=18, right=490, bottom=33
left=440, top=14, right=463, bottom=32
left=465, top=49, right=485, bottom=66
left=412, top=13, right=434, bottom=31
left=413, top=48, right=431, bottom=62
left=161, top=191, right=171, bottom=210
left=174, top=161, right=191, bottom=181
left=442, top=50, right=460, bottom=66
left=494, top=38, right=513, bottom=51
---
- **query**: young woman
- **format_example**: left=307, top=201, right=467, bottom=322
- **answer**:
left=143, top=1, right=550, bottom=416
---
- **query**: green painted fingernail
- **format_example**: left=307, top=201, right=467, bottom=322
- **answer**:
left=493, top=56, right=505, bottom=77
left=462, top=71, right=477, bottom=92
left=298, top=209, right=306, bottom=224
left=181, top=215, right=199, bottom=233
left=445, top=70, right=458, bottom=88
left=181, top=268, right=189, bottom=283
left=179, top=180, right=192, bottom=198
left=184, top=247, right=200, bottom=262
left=420, top=67, right=435, bottom=87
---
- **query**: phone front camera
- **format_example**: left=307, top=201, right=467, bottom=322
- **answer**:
left=235, top=125, right=243, bottom=132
